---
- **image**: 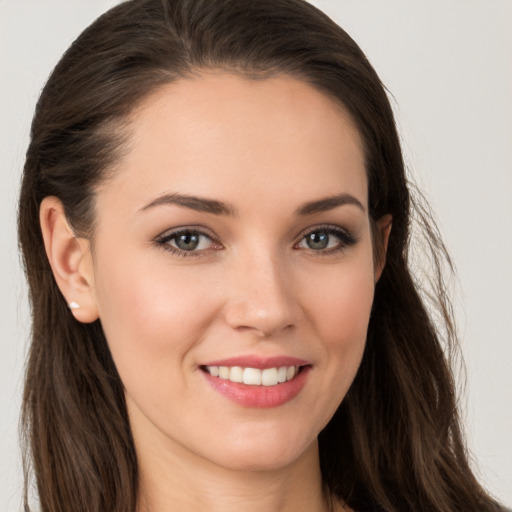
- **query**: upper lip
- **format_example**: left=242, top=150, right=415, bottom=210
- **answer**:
left=201, top=355, right=310, bottom=369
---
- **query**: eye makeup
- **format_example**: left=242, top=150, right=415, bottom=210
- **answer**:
left=154, top=226, right=222, bottom=259
left=294, top=224, right=358, bottom=256
left=153, top=222, right=358, bottom=260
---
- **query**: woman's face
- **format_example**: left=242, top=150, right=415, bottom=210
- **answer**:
left=88, top=73, right=387, bottom=472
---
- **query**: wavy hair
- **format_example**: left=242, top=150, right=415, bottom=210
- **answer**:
left=18, top=0, right=502, bottom=511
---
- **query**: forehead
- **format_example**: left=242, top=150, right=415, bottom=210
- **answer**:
left=101, top=73, right=368, bottom=214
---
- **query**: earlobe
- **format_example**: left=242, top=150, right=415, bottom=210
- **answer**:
left=39, top=196, right=99, bottom=323
left=374, top=214, right=392, bottom=283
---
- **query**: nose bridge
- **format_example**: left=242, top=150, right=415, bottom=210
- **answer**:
left=224, top=243, right=299, bottom=336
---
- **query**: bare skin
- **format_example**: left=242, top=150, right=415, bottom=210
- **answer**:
left=41, top=73, right=389, bottom=512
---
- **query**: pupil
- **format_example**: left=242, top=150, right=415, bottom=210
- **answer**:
left=176, top=232, right=199, bottom=250
left=307, top=232, right=329, bottom=250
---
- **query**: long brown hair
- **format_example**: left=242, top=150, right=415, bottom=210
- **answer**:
left=18, top=1, right=502, bottom=511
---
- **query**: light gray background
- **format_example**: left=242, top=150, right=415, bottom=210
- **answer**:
left=1, top=0, right=511, bottom=510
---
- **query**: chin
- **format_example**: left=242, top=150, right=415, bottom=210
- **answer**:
left=202, top=428, right=318, bottom=473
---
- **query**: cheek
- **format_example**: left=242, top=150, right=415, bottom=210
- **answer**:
left=301, top=254, right=375, bottom=399
left=326, top=280, right=373, bottom=349
left=92, top=250, right=221, bottom=386
left=306, top=255, right=375, bottom=346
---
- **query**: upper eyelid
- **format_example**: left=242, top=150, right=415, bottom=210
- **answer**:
left=155, top=225, right=218, bottom=241
left=154, top=228, right=222, bottom=256
left=295, top=224, right=351, bottom=240
left=294, top=224, right=358, bottom=252
left=154, top=223, right=354, bottom=247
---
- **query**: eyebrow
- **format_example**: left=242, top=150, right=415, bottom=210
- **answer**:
left=295, top=193, right=365, bottom=215
left=138, top=192, right=365, bottom=217
left=139, top=193, right=238, bottom=216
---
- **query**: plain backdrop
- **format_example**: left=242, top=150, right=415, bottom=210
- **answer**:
left=1, top=0, right=511, bottom=510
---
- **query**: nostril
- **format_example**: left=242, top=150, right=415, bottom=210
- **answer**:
left=223, top=300, right=298, bottom=337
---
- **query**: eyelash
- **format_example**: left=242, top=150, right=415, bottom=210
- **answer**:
left=154, top=224, right=357, bottom=259
left=154, top=227, right=221, bottom=259
left=294, top=225, right=358, bottom=256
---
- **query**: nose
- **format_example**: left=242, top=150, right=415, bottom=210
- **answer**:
left=223, top=249, right=302, bottom=338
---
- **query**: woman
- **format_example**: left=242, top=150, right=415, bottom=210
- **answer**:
left=17, top=0, right=505, bottom=511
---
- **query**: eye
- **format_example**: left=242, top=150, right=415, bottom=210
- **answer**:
left=296, top=226, right=356, bottom=253
left=155, top=228, right=221, bottom=257
left=170, top=231, right=210, bottom=251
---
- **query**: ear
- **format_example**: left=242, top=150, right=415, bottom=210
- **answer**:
left=39, top=196, right=99, bottom=323
left=374, top=214, right=392, bottom=283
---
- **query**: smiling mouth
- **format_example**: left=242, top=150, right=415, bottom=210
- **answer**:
left=201, top=365, right=307, bottom=386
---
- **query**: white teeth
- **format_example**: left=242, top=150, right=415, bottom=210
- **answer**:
left=204, top=365, right=301, bottom=386
left=286, top=366, right=296, bottom=380
left=243, top=367, right=262, bottom=385
left=261, top=368, right=278, bottom=386
left=230, top=366, right=243, bottom=383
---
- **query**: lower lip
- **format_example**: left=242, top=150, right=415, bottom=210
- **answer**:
left=201, top=366, right=311, bottom=408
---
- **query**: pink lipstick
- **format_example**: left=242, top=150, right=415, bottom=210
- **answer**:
left=200, top=356, right=311, bottom=408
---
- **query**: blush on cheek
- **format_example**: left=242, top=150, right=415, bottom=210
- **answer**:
left=311, top=276, right=374, bottom=382
left=320, top=271, right=374, bottom=328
